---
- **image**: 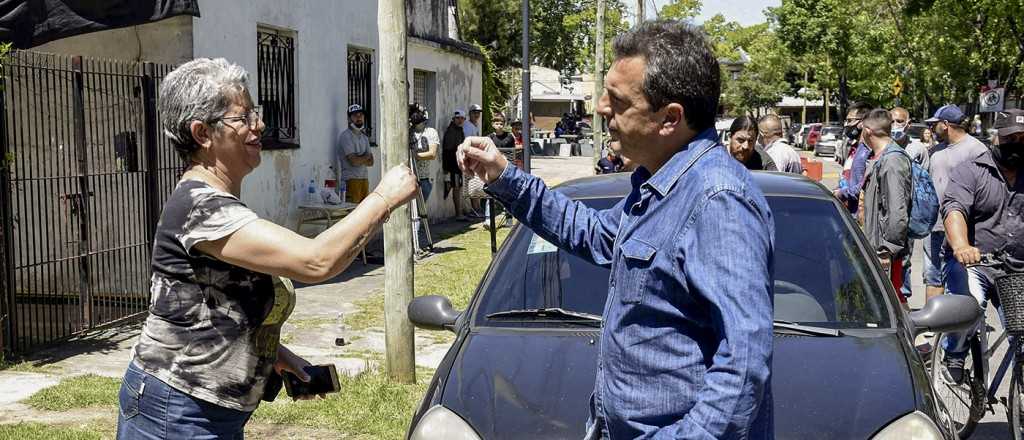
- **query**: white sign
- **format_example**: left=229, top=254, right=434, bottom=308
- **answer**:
left=980, top=88, right=1005, bottom=112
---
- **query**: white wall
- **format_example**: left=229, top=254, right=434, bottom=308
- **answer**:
left=31, top=15, right=194, bottom=65
left=191, top=0, right=380, bottom=226
left=408, top=39, right=483, bottom=220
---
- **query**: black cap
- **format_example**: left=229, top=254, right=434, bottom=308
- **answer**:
left=994, top=109, right=1024, bottom=138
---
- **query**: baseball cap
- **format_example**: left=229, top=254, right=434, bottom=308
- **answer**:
left=924, top=104, right=965, bottom=124
left=347, top=104, right=364, bottom=115
left=469, top=104, right=483, bottom=112
left=453, top=109, right=466, bottom=118
left=994, top=109, right=1024, bottom=138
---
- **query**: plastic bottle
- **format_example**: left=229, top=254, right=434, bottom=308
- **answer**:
left=338, top=179, right=347, bottom=204
left=307, top=179, right=317, bottom=204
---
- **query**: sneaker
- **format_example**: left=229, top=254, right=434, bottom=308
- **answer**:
left=455, top=215, right=469, bottom=222
left=943, top=356, right=966, bottom=384
left=414, top=249, right=432, bottom=261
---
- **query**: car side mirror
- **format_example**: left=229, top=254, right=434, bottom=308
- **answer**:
left=408, top=295, right=462, bottom=332
left=909, top=295, right=981, bottom=335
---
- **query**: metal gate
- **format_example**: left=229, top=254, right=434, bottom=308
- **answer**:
left=0, top=51, right=179, bottom=354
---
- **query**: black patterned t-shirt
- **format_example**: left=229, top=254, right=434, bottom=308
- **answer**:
left=132, top=179, right=295, bottom=412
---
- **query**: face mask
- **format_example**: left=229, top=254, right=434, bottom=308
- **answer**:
left=845, top=125, right=862, bottom=140
left=993, top=143, right=1024, bottom=168
left=891, top=126, right=904, bottom=137
left=352, top=122, right=365, bottom=130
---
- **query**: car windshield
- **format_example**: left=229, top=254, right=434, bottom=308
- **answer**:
left=474, top=195, right=892, bottom=329
left=822, top=127, right=843, bottom=136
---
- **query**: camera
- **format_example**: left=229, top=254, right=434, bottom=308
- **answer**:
left=409, top=103, right=430, bottom=153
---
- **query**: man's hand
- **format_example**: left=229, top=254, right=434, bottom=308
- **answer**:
left=953, top=245, right=982, bottom=266
left=877, top=252, right=892, bottom=276
left=458, top=136, right=508, bottom=184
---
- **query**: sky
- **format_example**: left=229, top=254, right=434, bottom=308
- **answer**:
left=636, top=0, right=781, bottom=27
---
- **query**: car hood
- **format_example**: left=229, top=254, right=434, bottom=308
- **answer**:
left=439, top=331, right=916, bottom=440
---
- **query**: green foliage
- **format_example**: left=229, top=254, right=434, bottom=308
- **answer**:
left=659, top=0, right=702, bottom=22
left=477, top=44, right=514, bottom=130
left=458, top=1, right=628, bottom=75
left=774, top=0, right=1024, bottom=115
left=0, top=423, right=106, bottom=440
left=26, top=374, right=121, bottom=411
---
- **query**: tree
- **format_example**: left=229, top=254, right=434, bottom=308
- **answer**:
left=458, top=0, right=628, bottom=75
left=659, top=0, right=702, bottom=22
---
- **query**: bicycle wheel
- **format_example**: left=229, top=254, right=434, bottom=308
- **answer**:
left=930, top=333, right=986, bottom=439
left=1009, top=341, right=1024, bottom=440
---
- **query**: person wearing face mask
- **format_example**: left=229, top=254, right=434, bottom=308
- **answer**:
left=410, top=104, right=439, bottom=257
left=727, top=116, right=777, bottom=171
left=890, top=107, right=929, bottom=300
left=937, top=109, right=1024, bottom=382
left=834, top=102, right=873, bottom=214
left=891, top=107, right=930, bottom=170
left=337, top=104, right=375, bottom=203
left=922, top=105, right=988, bottom=302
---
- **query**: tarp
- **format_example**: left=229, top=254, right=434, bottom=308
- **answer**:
left=0, top=0, right=200, bottom=49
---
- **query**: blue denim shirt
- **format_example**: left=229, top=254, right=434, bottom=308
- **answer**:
left=485, top=128, right=775, bottom=439
left=839, top=142, right=871, bottom=214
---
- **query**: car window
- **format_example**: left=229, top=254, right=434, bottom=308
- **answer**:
left=822, top=127, right=843, bottom=136
left=474, top=196, right=892, bottom=329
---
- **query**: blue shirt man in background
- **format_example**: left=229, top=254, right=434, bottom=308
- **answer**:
left=835, top=102, right=874, bottom=214
left=458, top=20, right=774, bottom=439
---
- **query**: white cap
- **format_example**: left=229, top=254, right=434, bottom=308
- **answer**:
left=453, top=109, right=466, bottom=118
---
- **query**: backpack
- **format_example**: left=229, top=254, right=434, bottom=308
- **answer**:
left=877, top=148, right=939, bottom=239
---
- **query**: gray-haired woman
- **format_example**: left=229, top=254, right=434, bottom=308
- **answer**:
left=116, top=58, right=417, bottom=439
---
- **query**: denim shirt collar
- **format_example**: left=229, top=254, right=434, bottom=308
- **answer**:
left=632, top=128, right=720, bottom=198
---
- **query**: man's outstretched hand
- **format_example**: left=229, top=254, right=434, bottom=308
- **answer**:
left=458, top=136, right=509, bottom=184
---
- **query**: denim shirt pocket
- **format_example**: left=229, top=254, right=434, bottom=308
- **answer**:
left=617, top=238, right=657, bottom=304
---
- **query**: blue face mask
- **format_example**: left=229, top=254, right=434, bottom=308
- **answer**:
left=891, top=127, right=904, bottom=137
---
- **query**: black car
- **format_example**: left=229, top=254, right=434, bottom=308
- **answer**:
left=406, top=172, right=979, bottom=440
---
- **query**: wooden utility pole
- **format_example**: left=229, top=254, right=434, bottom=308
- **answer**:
left=522, top=0, right=531, bottom=173
left=637, top=0, right=645, bottom=23
left=593, top=0, right=605, bottom=167
left=378, top=0, right=415, bottom=384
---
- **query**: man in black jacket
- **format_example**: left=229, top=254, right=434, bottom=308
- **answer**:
left=442, top=110, right=468, bottom=220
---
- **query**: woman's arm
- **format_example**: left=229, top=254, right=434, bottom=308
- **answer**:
left=194, top=166, right=417, bottom=283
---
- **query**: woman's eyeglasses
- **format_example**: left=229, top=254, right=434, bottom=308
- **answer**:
left=216, top=106, right=262, bottom=130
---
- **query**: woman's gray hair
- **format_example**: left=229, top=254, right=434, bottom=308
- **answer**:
left=158, top=58, right=249, bottom=162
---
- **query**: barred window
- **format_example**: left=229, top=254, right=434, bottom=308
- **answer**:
left=257, top=28, right=298, bottom=148
left=347, top=49, right=374, bottom=138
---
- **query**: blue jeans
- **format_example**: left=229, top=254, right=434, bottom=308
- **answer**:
left=117, top=361, right=253, bottom=439
left=901, top=240, right=914, bottom=298
left=921, top=231, right=969, bottom=294
left=943, top=267, right=1005, bottom=356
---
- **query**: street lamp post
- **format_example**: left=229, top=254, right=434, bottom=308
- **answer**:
left=521, top=0, right=531, bottom=173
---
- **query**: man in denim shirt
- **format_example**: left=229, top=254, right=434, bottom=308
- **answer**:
left=458, top=21, right=774, bottom=439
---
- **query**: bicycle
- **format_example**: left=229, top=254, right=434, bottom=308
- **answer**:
left=928, top=251, right=1024, bottom=439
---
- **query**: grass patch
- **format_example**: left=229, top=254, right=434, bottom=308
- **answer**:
left=25, top=374, right=120, bottom=411
left=252, top=367, right=432, bottom=440
left=0, top=422, right=107, bottom=440
left=0, top=353, right=62, bottom=374
left=286, top=316, right=341, bottom=329
left=345, top=226, right=511, bottom=331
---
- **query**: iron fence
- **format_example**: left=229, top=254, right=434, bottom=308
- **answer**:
left=0, top=51, right=179, bottom=355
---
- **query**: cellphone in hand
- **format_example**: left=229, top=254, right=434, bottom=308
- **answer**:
left=282, top=364, right=340, bottom=398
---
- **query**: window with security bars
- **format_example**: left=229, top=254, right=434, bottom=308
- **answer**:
left=413, top=69, right=436, bottom=127
left=347, top=49, right=374, bottom=138
left=257, top=28, right=298, bottom=148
